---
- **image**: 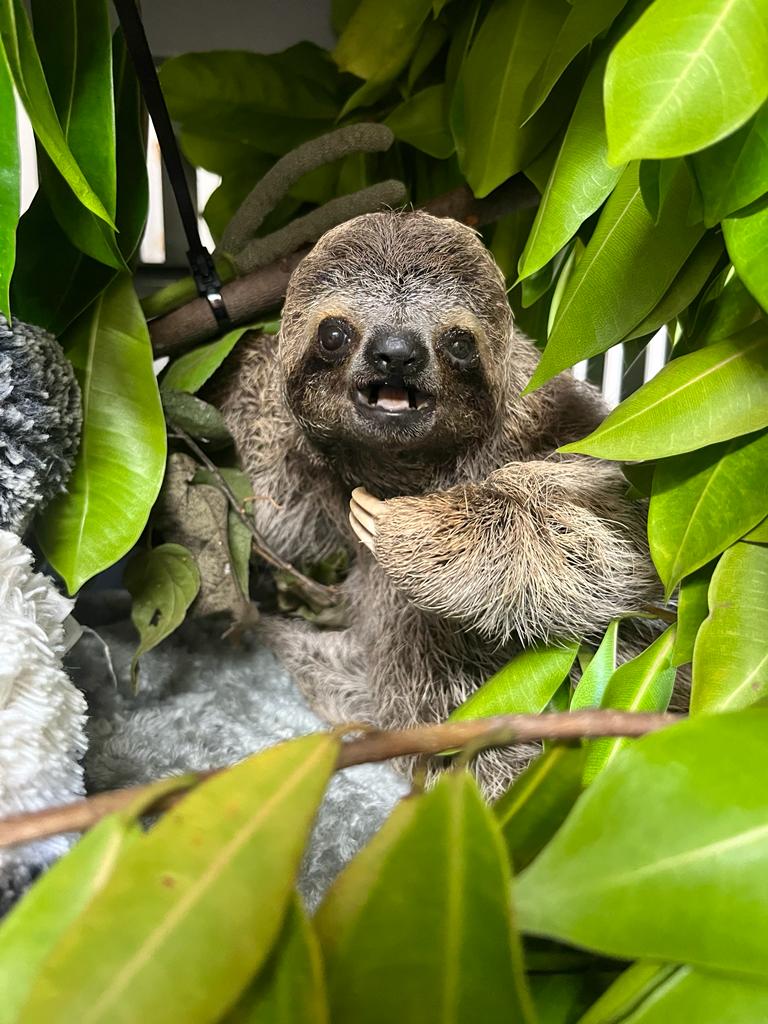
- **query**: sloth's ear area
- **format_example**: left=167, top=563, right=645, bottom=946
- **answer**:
left=349, top=487, right=386, bottom=553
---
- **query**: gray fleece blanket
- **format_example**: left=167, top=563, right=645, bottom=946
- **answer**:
left=45, top=593, right=406, bottom=911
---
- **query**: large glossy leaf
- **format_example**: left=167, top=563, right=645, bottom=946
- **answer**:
left=452, top=0, right=571, bottom=197
left=522, top=0, right=626, bottom=121
left=124, top=543, right=201, bottom=689
left=518, top=53, right=623, bottom=281
left=515, top=709, right=768, bottom=977
left=316, top=772, right=535, bottom=1024
left=11, top=30, right=148, bottom=334
left=449, top=643, right=578, bottom=721
left=694, top=270, right=763, bottom=346
left=36, top=275, right=166, bottom=593
left=673, top=563, right=713, bottom=667
left=160, top=45, right=341, bottom=158
left=570, top=619, right=620, bottom=711
left=621, top=234, right=723, bottom=343
left=0, top=777, right=193, bottom=1024
left=333, top=0, right=432, bottom=110
left=0, top=40, right=17, bottom=319
left=494, top=746, right=585, bottom=871
left=560, top=324, right=768, bottom=460
left=649, top=431, right=768, bottom=593
left=19, top=734, right=338, bottom=1024
left=0, top=0, right=113, bottom=225
left=526, top=161, right=703, bottom=389
left=605, top=0, right=768, bottom=162
left=691, top=543, right=768, bottom=712
left=746, top=516, right=768, bottom=543
left=31, top=0, right=121, bottom=268
left=223, top=898, right=327, bottom=1024
left=583, top=625, right=677, bottom=782
left=385, top=84, right=453, bottom=159
left=691, top=103, right=768, bottom=225
left=723, top=196, right=768, bottom=312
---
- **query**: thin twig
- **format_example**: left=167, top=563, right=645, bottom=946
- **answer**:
left=641, top=603, right=678, bottom=624
left=0, top=711, right=682, bottom=850
left=168, top=421, right=338, bottom=609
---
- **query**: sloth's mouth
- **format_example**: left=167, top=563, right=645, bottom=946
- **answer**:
left=354, top=383, right=435, bottom=416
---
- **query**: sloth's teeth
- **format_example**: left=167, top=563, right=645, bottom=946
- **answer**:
left=376, top=385, right=411, bottom=412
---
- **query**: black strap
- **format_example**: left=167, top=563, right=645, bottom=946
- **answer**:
left=112, top=0, right=231, bottom=327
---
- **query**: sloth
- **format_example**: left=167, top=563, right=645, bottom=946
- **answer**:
left=217, top=210, right=662, bottom=796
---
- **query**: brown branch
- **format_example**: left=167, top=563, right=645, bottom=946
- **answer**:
left=148, top=176, right=539, bottom=356
left=0, top=711, right=681, bottom=850
left=168, top=421, right=338, bottom=609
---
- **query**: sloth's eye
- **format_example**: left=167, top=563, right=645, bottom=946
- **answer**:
left=318, top=317, right=354, bottom=354
left=443, top=328, right=476, bottom=365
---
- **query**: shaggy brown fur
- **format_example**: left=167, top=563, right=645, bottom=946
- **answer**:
left=217, top=210, right=664, bottom=797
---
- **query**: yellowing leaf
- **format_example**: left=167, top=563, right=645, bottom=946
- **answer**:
left=19, top=734, right=339, bottom=1024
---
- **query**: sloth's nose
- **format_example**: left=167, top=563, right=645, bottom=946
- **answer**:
left=367, top=329, right=428, bottom=376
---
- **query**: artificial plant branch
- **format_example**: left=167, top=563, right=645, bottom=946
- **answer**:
left=0, top=711, right=682, bottom=850
left=148, top=175, right=539, bottom=355
left=168, top=420, right=339, bottom=609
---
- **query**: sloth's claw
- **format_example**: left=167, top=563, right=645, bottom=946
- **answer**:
left=351, top=487, right=387, bottom=517
left=349, top=510, right=375, bottom=553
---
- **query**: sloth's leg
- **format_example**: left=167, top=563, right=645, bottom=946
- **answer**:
left=257, top=615, right=375, bottom=726
left=349, top=457, right=661, bottom=647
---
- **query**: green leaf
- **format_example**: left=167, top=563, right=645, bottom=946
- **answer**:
left=0, top=776, right=193, bottom=1024
left=32, top=0, right=122, bottom=269
left=518, top=52, right=623, bottom=281
left=223, top=898, right=328, bottom=1024
left=11, top=29, right=148, bottom=334
left=522, top=0, right=626, bottom=121
left=316, top=772, right=535, bottom=1024
left=494, top=746, right=585, bottom=871
left=406, top=17, right=448, bottom=92
left=723, top=195, right=768, bottom=312
left=570, top=620, right=620, bottom=710
left=691, top=542, right=768, bottom=712
left=0, top=39, right=18, bottom=319
left=745, top=516, right=768, bottom=543
left=578, top=962, right=681, bottom=1024
left=162, top=388, right=233, bottom=446
left=691, top=103, right=768, bottom=225
left=620, top=233, right=723, bottom=343
left=160, top=45, right=342, bottom=158
left=385, top=84, right=453, bottom=159
left=673, top=563, right=713, bottom=667
left=452, top=0, right=572, bottom=197
left=449, top=643, right=578, bottom=721
left=649, top=430, right=768, bottom=593
left=694, top=269, right=762, bottom=346
left=332, top=0, right=433, bottom=97
left=19, top=734, right=339, bottom=1024
left=526, top=161, right=703, bottom=389
left=162, top=327, right=253, bottom=394
left=583, top=625, right=677, bottom=782
left=124, top=543, right=201, bottom=689
left=36, top=274, right=166, bottom=593
left=559, top=324, right=768, bottom=460
left=638, top=159, right=681, bottom=223
left=0, top=0, right=113, bottom=225
left=610, top=967, right=768, bottom=1023
left=515, top=709, right=768, bottom=977
left=604, top=0, right=768, bottom=162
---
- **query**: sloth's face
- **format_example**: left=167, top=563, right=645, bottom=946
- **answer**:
left=279, top=212, right=511, bottom=456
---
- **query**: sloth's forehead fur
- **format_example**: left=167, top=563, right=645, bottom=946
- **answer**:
left=282, top=210, right=512, bottom=345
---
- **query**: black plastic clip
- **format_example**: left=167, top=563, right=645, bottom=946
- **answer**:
left=187, top=247, right=232, bottom=329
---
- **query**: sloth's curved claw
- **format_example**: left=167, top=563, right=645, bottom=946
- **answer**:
left=350, top=487, right=386, bottom=554
left=349, top=510, right=375, bottom=553
left=351, top=487, right=387, bottom=518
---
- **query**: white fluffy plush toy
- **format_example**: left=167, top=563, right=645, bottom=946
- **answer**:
left=0, top=315, right=86, bottom=912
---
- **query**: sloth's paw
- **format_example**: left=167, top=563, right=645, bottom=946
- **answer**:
left=349, top=486, right=387, bottom=554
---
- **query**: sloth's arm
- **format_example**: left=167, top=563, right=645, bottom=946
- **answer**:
left=349, top=459, right=659, bottom=644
